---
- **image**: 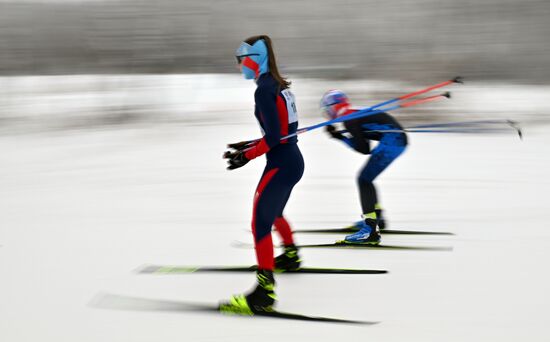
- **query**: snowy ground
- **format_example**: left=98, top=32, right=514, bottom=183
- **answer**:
left=1, top=75, right=549, bottom=341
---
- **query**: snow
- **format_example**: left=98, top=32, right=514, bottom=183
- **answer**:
left=0, top=74, right=549, bottom=341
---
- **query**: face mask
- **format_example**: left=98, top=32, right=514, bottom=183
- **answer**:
left=235, top=39, right=269, bottom=80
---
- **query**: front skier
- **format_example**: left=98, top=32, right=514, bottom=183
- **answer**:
left=320, top=90, right=408, bottom=244
left=220, top=35, right=304, bottom=314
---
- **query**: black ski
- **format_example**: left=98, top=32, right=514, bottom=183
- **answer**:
left=138, top=264, right=387, bottom=275
left=231, top=240, right=452, bottom=251
left=293, top=228, right=454, bottom=235
left=91, top=293, right=376, bottom=325
left=235, top=307, right=375, bottom=324
left=295, top=242, right=453, bottom=251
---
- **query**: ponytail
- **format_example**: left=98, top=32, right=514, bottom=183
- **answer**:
left=244, top=35, right=291, bottom=90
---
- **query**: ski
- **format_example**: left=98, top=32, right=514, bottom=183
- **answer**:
left=293, top=228, right=454, bottom=235
left=227, top=307, right=376, bottom=324
left=91, top=293, right=376, bottom=325
left=232, top=240, right=452, bottom=251
left=295, top=241, right=453, bottom=251
left=138, top=264, right=387, bottom=275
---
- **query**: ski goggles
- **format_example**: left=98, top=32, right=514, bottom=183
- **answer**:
left=235, top=54, right=259, bottom=64
left=235, top=41, right=264, bottom=64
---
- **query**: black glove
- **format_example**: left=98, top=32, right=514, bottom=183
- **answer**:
left=223, top=150, right=250, bottom=170
left=227, top=140, right=254, bottom=151
left=325, top=125, right=344, bottom=140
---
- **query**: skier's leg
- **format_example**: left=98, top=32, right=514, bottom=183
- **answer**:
left=251, top=167, right=281, bottom=271
left=361, top=144, right=406, bottom=229
left=346, top=144, right=405, bottom=243
left=273, top=199, right=294, bottom=246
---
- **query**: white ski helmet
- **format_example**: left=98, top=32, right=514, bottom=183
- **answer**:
left=320, top=89, right=350, bottom=119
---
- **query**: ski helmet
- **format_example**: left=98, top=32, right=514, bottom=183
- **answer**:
left=235, top=39, right=269, bottom=80
left=320, top=89, right=350, bottom=119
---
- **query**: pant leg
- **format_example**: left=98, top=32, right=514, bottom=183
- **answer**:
left=358, top=144, right=406, bottom=214
left=358, top=180, right=378, bottom=215
left=252, top=164, right=303, bottom=270
left=272, top=146, right=304, bottom=246
left=272, top=185, right=295, bottom=246
left=273, top=217, right=294, bottom=246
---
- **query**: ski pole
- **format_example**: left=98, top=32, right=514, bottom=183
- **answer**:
left=415, top=119, right=522, bottom=139
left=402, top=119, right=522, bottom=139
left=231, top=92, right=452, bottom=153
left=398, top=92, right=452, bottom=108
left=336, top=119, right=522, bottom=139
left=284, top=91, right=452, bottom=139
left=286, top=78, right=462, bottom=138
left=411, top=119, right=517, bottom=129
left=366, top=76, right=462, bottom=111
left=296, top=77, right=461, bottom=134
left=362, top=128, right=517, bottom=134
left=228, top=77, right=462, bottom=151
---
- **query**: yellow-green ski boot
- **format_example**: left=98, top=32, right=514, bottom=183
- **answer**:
left=219, top=270, right=276, bottom=315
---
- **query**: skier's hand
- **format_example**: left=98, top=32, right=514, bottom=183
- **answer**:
left=223, top=150, right=250, bottom=170
left=227, top=140, right=254, bottom=151
left=325, top=125, right=344, bottom=140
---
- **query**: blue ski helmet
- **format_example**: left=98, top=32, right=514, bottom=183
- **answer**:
left=320, top=89, right=350, bottom=119
left=235, top=39, right=269, bottom=80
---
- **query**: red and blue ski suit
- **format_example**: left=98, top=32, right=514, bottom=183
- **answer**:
left=341, top=110, right=407, bottom=215
left=244, top=73, right=304, bottom=271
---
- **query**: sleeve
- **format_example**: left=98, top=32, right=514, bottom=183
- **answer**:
left=340, top=136, right=356, bottom=150
left=345, top=119, right=371, bottom=155
left=244, top=86, right=281, bottom=160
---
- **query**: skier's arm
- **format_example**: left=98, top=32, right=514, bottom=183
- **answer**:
left=244, top=86, right=281, bottom=160
left=345, top=120, right=371, bottom=155
left=325, top=125, right=359, bottom=150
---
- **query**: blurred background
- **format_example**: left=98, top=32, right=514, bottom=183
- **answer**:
left=2, top=2, right=550, bottom=342
left=1, top=0, right=549, bottom=133
left=1, top=0, right=550, bottom=80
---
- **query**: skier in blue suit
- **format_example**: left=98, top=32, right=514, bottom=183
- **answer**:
left=320, top=90, right=408, bottom=244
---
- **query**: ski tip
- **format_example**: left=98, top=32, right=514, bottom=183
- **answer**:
left=134, top=264, right=155, bottom=274
left=442, top=91, right=451, bottom=98
left=136, top=265, right=202, bottom=274
left=231, top=240, right=250, bottom=249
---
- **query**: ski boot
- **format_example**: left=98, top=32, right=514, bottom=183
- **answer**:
left=375, top=206, right=386, bottom=230
left=219, top=269, right=276, bottom=315
left=347, top=220, right=366, bottom=232
left=275, top=244, right=301, bottom=271
left=343, top=216, right=381, bottom=245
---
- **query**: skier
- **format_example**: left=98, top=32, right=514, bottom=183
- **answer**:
left=320, top=90, right=408, bottom=244
left=221, top=35, right=304, bottom=314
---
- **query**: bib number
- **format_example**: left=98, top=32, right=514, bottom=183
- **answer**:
left=281, top=89, right=298, bottom=124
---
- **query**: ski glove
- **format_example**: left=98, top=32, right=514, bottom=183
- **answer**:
left=325, top=125, right=345, bottom=140
left=223, top=150, right=250, bottom=170
left=227, top=140, right=256, bottom=151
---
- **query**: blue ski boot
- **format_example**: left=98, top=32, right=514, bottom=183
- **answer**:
left=343, top=214, right=381, bottom=245
left=347, top=220, right=367, bottom=232
left=351, top=215, right=385, bottom=231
